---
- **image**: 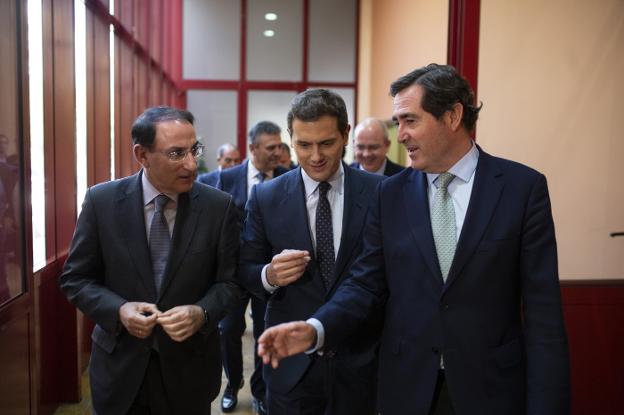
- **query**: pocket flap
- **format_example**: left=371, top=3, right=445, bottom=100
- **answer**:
left=91, top=324, right=117, bottom=354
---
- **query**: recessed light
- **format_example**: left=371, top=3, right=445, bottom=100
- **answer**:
left=263, top=30, right=275, bottom=37
left=265, top=12, right=278, bottom=21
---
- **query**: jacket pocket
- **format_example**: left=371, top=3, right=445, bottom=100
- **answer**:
left=91, top=324, right=117, bottom=354
left=493, top=338, right=523, bottom=369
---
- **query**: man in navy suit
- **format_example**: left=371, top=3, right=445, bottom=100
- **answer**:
left=60, top=107, right=241, bottom=414
left=257, top=65, right=570, bottom=414
left=351, top=117, right=404, bottom=177
left=240, top=89, right=383, bottom=414
left=197, top=143, right=241, bottom=187
left=216, top=121, right=287, bottom=414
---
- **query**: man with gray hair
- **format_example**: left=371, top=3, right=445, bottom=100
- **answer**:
left=351, top=117, right=404, bottom=177
left=197, top=143, right=241, bottom=187
left=216, top=121, right=288, bottom=414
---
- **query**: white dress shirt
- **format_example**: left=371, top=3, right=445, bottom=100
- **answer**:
left=247, top=160, right=274, bottom=197
left=261, top=164, right=346, bottom=293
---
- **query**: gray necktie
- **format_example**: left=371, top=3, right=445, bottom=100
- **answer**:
left=316, top=182, right=335, bottom=289
left=149, top=194, right=171, bottom=294
left=431, top=172, right=456, bottom=282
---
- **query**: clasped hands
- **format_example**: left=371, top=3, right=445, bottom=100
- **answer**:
left=119, top=302, right=204, bottom=342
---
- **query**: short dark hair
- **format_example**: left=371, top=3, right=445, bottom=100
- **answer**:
left=248, top=121, right=281, bottom=145
left=389, top=64, right=482, bottom=132
left=131, top=106, right=195, bottom=148
left=287, top=89, right=349, bottom=136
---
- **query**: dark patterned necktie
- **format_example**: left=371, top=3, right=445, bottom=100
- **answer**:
left=257, top=172, right=266, bottom=183
left=316, top=181, right=335, bottom=289
left=149, top=194, right=171, bottom=294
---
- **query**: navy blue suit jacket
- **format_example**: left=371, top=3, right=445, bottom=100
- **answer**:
left=217, top=160, right=288, bottom=217
left=351, top=157, right=405, bottom=177
left=315, top=149, right=570, bottom=414
left=239, top=164, right=384, bottom=393
left=197, top=169, right=220, bottom=188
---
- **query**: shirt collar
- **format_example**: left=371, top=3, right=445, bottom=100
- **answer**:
left=248, top=159, right=273, bottom=180
left=301, top=162, right=345, bottom=198
left=358, top=158, right=387, bottom=176
left=141, top=170, right=179, bottom=206
left=426, top=141, right=479, bottom=188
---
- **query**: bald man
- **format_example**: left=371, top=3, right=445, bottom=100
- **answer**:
left=351, top=117, right=404, bottom=177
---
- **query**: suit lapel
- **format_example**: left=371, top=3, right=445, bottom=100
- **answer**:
left=283, top=169, right=316, bottom=253
left=117, top=172, right=158, bottom=301
left=157, top=186, right=200, bottom=300
left=330, top=165, right=366, bottom=293
left=232, top=161, right=249, bottom=210
left=282, top=169, right=323, bottom=292
left=403, top=169, right=444, bottom=288
left=444, top=151, right=504, bottom=292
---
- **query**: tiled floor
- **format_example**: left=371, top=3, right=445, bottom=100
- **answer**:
left=55, top=310, right=257, bottom=415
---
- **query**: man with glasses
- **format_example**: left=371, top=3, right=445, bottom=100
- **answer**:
left=351, top=118, right=404, bottom=177
left=60, top=106, right=242, bottom=415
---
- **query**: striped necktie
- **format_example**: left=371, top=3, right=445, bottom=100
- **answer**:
left=149, top=194, right=171, bottom=294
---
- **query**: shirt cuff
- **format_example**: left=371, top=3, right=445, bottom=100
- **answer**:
left=304, top=318, right=325, bottom=354
left=261, top=264, right=279, bottom=293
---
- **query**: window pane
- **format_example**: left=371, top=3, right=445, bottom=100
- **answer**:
left=1, top=0, right=25, bottom=303
left=247, top=0, right=303, bottom=81
left=28, top=0, right=45, bottom=272
left=247, top=90, right=295, bottom=146
left=187, top=90, right=238, bottom=172
left=75, top=0, right=87, bottom=213
left=183, top=0, right=240, bottom=80
left=308, top=0, right=356, bottom=83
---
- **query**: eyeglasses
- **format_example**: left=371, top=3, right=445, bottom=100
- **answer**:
left=156, top=142, right=204, bottom=162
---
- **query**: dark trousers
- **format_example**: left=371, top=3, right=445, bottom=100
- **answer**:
left=429, top=370, right=455, bottom=415
left=218, top=293, right=266, bottom=400
left=267, top=354, right=377, bottom=415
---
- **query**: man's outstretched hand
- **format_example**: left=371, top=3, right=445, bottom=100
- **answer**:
left=258, top=321, right=317, bottom=368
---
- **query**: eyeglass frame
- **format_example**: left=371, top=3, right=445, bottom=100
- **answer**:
left=150, top=141, right=205, bottom=162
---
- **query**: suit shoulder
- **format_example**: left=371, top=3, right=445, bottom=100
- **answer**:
left=384, top=158, right=406, bottom=176
left=197, top=169, right=219, bottom=186
left=348, top=165, right=384, bottom=186
left=194, top=182, right=233, bottom=205
left=486, top=152, right=544, bottom=181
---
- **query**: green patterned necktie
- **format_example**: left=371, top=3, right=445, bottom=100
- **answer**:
left=431, top=172, right=456, bottom=282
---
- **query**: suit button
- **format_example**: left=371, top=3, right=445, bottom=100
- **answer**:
left=431, top=347, right=440, bottom=355
left=440, top=303, right=449, bottom=311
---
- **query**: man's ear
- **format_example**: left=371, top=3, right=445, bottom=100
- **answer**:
left=133, top=144, right=149, bottom=168
left=445, top=102, right=464, bottom=132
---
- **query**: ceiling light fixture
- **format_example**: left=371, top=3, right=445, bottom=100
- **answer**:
left=263, top=29, right=275, bottom=37
left=264, top=12, right=278, bottom=21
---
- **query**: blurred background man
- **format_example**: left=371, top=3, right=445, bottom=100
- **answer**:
left=351, top=117, right=404, bottom=177
left=197, top=143, right=241, bottom=187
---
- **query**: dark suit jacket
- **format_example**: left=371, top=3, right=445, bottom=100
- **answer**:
left=197, top=168, right=220, bottom=187
left=59, top=172, right=242, bottom=415
left=217, top=160, right=288, bottom=216
left=351, top=157, right=405, bottom=177
left=239, top=164, right=384, bottom=393
left=315, top=150, right=570, bottom=414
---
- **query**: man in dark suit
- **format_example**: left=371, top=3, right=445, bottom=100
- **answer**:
left=197, top=143, right=241, bottom=187
left=216, top=121, right=287, bottom=414
left=350, top=117, right=404, bottom=177
left=257, top=65, right=570, bottom=414
left=240, top=89, right=383, bottom=414
left=59, top=107, right=242, bottom=415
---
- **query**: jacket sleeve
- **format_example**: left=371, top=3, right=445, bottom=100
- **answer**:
left=521, top=173, right=570, bottom=414
left=59, top=188, right=126, bottom=335
left=238, top=185, right=273, bottom=301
